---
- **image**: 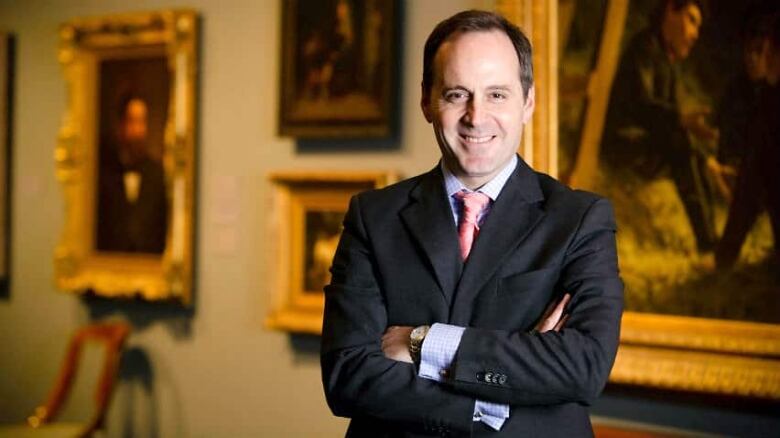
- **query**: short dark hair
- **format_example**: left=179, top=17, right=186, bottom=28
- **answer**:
left=422, top=10, right=534, bottom=98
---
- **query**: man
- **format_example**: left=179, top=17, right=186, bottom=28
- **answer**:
left=601, top=0, right=719, bottom=253
left=96, top=93, right=168, bottom=254
left=716, top=12, right=771, bottom=174
left=321, top=10, right=623, bottom=437
left=716, top=14, right=780, bottom=269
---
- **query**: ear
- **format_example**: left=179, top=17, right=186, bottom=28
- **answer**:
left=521, top=85, right=535, bottom=124
left=420, top=82, right=433, bottom=123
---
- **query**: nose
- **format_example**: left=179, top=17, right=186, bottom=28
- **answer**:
left=463, top=98, right=485, bottom=127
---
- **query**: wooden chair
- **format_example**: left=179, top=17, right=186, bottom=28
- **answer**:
left=24, top=321, right=131, bottom=437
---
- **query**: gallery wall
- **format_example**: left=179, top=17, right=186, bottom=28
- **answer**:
left=0, top=0, right=778, bottom=437
left=0, top=0, right=493, bottom=436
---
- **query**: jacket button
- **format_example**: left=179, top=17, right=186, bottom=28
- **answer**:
left=491, top=373, right=499, bottom=384
left=484, top=371, right=493, bottom=383
left=476, top=372, right=485, bottom=382
left=498, top=374, right=507, bottom=385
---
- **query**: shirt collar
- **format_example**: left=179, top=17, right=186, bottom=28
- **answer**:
left=441, top=154, right=518, bottom=201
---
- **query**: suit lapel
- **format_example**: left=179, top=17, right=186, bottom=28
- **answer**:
left=449, top=158, right=546, bottom=325
left=400, top=167, right=462, bottom=305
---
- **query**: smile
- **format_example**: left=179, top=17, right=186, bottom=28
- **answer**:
left=462, top=135, right=495, bottom=144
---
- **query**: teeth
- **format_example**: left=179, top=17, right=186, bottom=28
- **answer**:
left=464, top=135, right=492, bottom=144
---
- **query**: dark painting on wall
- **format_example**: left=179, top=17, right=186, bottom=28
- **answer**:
left=279, top=0, right=398, bottom=138
left=560, top=0, right=779, bottom=324
left=96, top=55, right=170, bottom=255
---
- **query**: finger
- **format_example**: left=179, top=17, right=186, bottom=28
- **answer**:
left=537, top=293, right=570, bottom=332
left=549, top=293, right=571, bottom=321
left=537, top=299, right=559, bottom=329
left=553, top=314, right=570, bottom=332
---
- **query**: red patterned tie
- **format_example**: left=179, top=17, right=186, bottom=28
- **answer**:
left=455, top=191, right=490, bottom=260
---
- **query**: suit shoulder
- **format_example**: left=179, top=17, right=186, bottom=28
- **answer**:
left=353, top=173, right=425, bottom=210
left=535, top=172, right=611, bottom=212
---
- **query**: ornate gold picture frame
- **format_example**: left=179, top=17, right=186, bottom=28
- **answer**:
left=55, top=10, right=197, bottom=304
left=498, top=0, right=779, bottom=398
left=266, top=171, right=396, bottom=334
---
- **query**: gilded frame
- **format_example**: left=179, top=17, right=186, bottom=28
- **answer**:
left=278, top=0, right=398, bottom=138
left=266, top=171, right=397, bottom=334
left=497, top=0, right=780, bottom=398
left=55, top=10, right=197, bottom=305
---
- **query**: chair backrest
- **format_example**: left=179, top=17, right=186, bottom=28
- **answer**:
left=27, top=321, right=131, bottom=436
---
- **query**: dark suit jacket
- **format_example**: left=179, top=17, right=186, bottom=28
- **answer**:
left=321, top=156, right=623, bottom=437
left=96, top=157, right=168, bottom=254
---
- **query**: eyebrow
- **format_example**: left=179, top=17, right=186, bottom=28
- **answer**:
left=440, top=85, right=513, bottom=94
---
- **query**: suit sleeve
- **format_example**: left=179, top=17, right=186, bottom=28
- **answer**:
left=321, top=195, right=475, bottom=435
left=448, top=198, right=623, bottom=406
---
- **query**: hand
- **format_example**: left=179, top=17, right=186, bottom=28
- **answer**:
left=534, top=293, right=571, bottom=333
left=681, top=108, right=719, bottom=141
left=705, top=156, right=737, bottom=201
left=381, top=326, right=414, bottom=363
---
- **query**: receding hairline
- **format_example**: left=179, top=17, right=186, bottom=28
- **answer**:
left=428, top=29, right=525, bottom=88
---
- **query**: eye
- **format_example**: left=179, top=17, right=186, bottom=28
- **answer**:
left=444, top=91, right=468, bottom=102
left=489, top=92, right=507, bottom=101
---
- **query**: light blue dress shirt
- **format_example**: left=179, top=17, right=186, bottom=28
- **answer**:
left=417, top=155, right=518, bottom=431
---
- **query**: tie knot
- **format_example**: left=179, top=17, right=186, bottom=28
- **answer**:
left=456, top=191, right=490, bottom=224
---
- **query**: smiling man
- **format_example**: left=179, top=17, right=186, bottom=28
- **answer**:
left=322, top=10, right=623, bottom=437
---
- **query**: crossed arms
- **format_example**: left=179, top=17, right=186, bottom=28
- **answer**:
left=321, top=193, right=623, bottom=434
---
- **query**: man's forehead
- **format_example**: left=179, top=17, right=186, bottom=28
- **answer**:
left=683, top=3, right=702, bottom=27
left=432, top=30, right=520, bottom=81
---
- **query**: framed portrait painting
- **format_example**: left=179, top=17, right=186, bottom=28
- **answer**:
left=551, top=0, right=780, bottom=398
left=266, top=171, right=396, bottom=334
left=54, top=10, right=197, bottom=304
left=278, top=0, right=398, bottom=138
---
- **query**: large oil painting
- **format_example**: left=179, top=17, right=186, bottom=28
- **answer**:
left=561, top=0, right=778, bottom=322
left=556, top=0, right=779, bottom=398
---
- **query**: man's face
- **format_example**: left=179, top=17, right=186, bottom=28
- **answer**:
left=118, top=98, right=149, bottom=164
left=421, top=30, right=534, bottom=189
left=121, top=98, right=148, bottom=143
left=662, top=2, right=702, bottom=61
left=744, top=37, right=769, bottom=81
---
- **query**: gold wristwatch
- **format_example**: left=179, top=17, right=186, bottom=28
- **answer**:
left=409, top=325, right=430, bottom=365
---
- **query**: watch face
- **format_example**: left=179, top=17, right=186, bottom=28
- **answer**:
left=411, top=325, right=429, bottom=342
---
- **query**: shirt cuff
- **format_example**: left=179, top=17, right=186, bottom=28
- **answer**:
left=417, top=323, right=465, bottom=382
left=473, top=400, right=510, bottom=431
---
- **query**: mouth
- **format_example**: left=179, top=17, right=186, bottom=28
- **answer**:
left=460, top=134, right=495, bottom=145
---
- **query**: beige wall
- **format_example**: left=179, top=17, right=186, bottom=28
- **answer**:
left=0, top=0, right=497, bottom=436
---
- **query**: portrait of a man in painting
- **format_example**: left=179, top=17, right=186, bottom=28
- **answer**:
left=95, top=56, right=170, bottom=255
left=560, top=0, right=779, bottom=323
